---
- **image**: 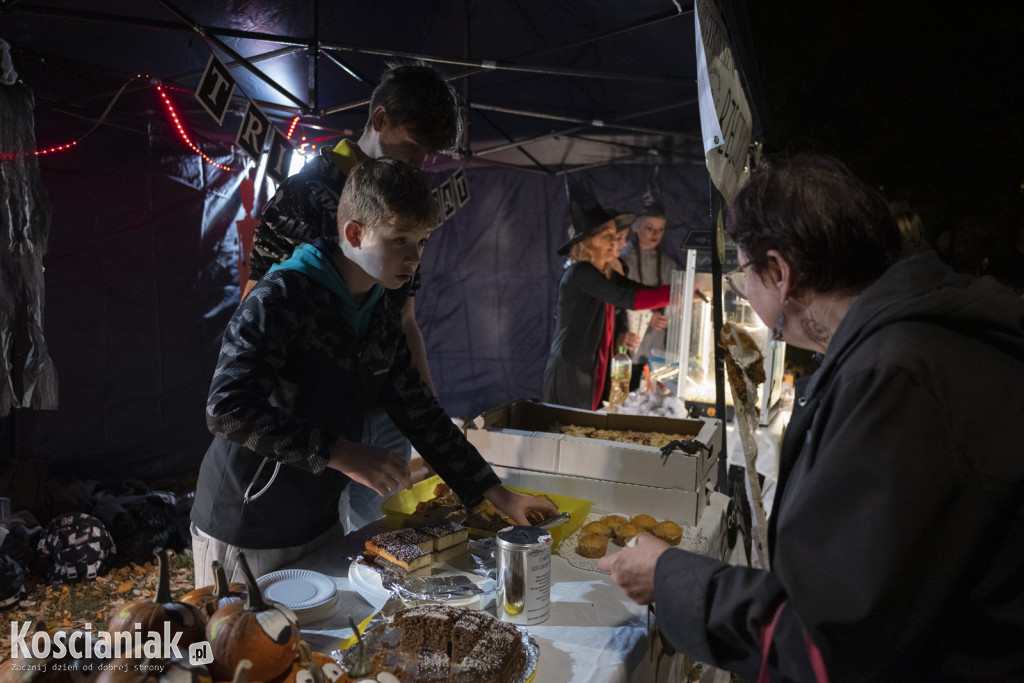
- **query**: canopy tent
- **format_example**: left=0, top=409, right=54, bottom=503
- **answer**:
left=0, top=1, right=764, bottom=479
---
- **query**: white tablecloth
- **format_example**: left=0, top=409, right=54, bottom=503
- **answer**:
left=282, top=492, right=732, bottom=683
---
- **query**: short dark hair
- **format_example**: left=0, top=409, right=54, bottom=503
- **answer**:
left=726, top=154, right=902, bottom=294
left=338, top=157, right=440, bottom=232
left=366, top=61, right=463, bottom=154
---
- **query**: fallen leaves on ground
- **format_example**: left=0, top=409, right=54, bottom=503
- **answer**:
left=0, top=552, right=194, bottom=665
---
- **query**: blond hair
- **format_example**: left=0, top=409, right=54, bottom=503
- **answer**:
left=338, top=157, right=439, bottom=233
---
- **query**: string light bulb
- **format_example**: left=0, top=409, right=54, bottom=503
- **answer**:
left=286, top=116, right=300, bottom=140
left=156, top=85, right=231, bottom=171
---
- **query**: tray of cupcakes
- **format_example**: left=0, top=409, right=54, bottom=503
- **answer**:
left=555, top=512, right=709, bottom=573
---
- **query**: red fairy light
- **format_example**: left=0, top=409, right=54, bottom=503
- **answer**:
left=286, top=116, right=300, bottom=139
left=156, top=85, right=231, bottom=171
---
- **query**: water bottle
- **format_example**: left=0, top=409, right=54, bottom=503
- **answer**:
left=608, top=346, right=631, bottom=408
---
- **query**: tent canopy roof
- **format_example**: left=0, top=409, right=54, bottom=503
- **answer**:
left=4, top=0, right=712, bottom=173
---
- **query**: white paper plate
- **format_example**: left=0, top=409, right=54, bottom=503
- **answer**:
left=347, top=560, right=490, bottom=609
left=257, top=569, right=338, bottom=611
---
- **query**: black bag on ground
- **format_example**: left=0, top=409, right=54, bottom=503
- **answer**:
left=89, top=480, right=191, bottom=567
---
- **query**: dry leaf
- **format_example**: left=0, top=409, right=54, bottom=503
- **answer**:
left=117, top=581, right=133, bottom=593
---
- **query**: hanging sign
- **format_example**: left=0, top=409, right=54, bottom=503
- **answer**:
left=430, top=188, right=443, bottom=227
left=694, top=0, right=754, bottom=203
left=452, top=169, right=471, bottom=206
left=194, top=54, right=236, bottom=125
left=439, top=178, right=457, bottom=220
left=265, top=128, right=294, bottom=185
left=236, top=101, right=271, bottom=164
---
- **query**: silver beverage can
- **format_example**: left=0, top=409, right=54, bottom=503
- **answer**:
left=496, top=525, right=552, bottom=625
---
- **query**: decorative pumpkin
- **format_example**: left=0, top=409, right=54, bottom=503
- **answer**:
left=308, top=650, right=343, bottom=683
left=205, top=551, right=300, bottom=682
left=108, top=549, right=206, bottom=649
left=336, top=619, right=396, bottom=683
left=217, top=660, right=251, bottom=683
left=180, top=561, right=246, bottom=622
left=94, top=656, right=212, bottom=683
left=270, top=641, right=343, bottom=683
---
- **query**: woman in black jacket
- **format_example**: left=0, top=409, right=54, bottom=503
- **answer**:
left=542, top=179, right=670, bottom=410
left=600, top=155, right=1024, bottom=681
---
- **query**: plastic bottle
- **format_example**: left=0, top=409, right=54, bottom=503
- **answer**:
left=608, top=346, right=632, bottom=409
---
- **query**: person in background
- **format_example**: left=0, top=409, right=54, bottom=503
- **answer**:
left=542, top=178, right=671, bottom=411
left=599, top=154, right=1024, bottom=681
left=243, top=61, right=463, bottom=533
left=608, top=210, right=635, bottom=277
left=192, top=158, right=557, bottom=587
left=619, top=169, right=675, bottom=390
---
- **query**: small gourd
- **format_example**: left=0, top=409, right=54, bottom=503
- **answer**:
left=95, top=656, right=212, bottom=683
left=180, top=561, right=246, bottom=622
left=205, top=551, right=300, bottom=681
left=336, top=619, right=398, bottom=683
left=271, top=641, right=342, bottom=683
left=108, top=549, right=205, bottom=649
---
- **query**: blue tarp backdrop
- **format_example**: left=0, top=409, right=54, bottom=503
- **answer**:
left=8, top=124, right=711, bottom=479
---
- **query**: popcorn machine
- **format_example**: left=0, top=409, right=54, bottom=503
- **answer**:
left=654, top=250, right=785, bottom=426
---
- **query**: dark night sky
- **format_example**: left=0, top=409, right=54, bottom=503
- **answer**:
left=737, top=1, right=1023, bottom=245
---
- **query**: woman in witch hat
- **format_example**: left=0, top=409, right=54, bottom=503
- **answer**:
left=542, top=177, right=671, bottom=410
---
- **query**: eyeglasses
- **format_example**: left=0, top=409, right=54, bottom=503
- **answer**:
left=724, top=260, right=754, bottom=299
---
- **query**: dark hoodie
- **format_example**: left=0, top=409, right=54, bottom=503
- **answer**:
left=653, top=251, right=1024, bottom=682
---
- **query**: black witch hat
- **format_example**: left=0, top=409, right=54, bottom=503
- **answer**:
left=558, top=176, right=616, bottom=255
left=636, top=166, right=665, bottom=218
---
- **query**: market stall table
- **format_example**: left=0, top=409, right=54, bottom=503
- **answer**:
left=278, top=492, right=732, bottom=683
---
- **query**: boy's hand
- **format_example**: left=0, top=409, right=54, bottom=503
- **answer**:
left=483, top=485, right=559, bottom=527
left=597, top=533, right=670, bottom=604
left=328, top=439, right=412, bottom=496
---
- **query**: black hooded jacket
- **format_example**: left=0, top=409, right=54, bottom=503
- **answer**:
left=653, top=251, right=1024, bottom=681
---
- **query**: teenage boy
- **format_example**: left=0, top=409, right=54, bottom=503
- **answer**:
left=192, top=159, right=557, bottom=587
left=245, top=61, right=462, bottom=531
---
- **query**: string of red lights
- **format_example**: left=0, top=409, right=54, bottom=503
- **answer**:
left=156, top=85, right=231, bottom=171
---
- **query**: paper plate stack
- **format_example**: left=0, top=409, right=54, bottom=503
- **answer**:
left=256, top=569, right=339, bottom=625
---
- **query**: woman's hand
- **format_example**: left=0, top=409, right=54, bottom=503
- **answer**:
left=598, top=533, right=670, bottom=604
left=649, top=311, right=669, bottom=331
left=483, top=485, right=559, bottom=526
left=328, top=438, right=412, bottom=496
left=616, top=331, right=642, bottom=352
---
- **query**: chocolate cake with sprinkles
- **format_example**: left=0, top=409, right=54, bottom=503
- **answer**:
left=369, top=605, right=526, bottom=683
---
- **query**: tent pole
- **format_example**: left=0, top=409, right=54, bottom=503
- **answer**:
left=448, top=8, right=692, bottom=81
left=156, top=0, right=310, bottom=112
left=318, top=43, right=683, bottom=85
left=468, top=103, right=693, bottom=138
left=473, top=99, right=700, bottom=157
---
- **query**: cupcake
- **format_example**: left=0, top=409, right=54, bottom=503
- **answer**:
left=630, top=514, right=657, bottom=532
left=652, top=520, right=682, bottom=546
left=599, top=515, right=628, bottom=534
left=581, top=520, right=612, bottom=538
left=577, top=533, right=608, bottom=558
left=613, top=522, right=642, bottom=546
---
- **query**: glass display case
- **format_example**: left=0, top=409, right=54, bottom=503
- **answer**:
left=653, top=250, right=785, bottom=425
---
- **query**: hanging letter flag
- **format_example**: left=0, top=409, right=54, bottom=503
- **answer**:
left=439, top=178, right=456, bottom=220
left=194, top=54, right=236, bottom=125
left=453, top=169, right=470, bottom=207
left=266, top=128, right=295, bottom=184
left=236, top=101, right=271, bottom=163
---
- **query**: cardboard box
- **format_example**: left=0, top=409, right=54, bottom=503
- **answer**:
left=466, top=399, right=721, bottom=487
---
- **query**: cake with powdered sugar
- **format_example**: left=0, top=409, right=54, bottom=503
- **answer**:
left=368, top=604, right=526, bottom=683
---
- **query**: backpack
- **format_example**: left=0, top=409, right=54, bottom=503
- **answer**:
left=0, top=552, right=26, bottom=608
left=89, top=480, right=191, bottom=567
left=36, top=512, right=116, bottom=583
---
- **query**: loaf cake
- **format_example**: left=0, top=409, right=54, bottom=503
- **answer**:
left=367, top=605, right=525, bottom=683
left=364, top=523, right=469, bottom=575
